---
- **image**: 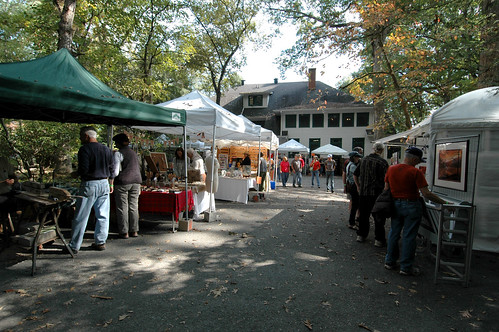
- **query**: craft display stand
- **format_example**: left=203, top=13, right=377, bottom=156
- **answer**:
left=15, top=188, right=75, bottom=275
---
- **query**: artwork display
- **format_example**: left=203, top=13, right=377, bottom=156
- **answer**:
left=434, top=141, right=468, bottom=191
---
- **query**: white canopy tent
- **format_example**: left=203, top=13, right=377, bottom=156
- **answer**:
left=278, top=139, right=310, bottom=153
left=135, top=91, right=268, bottom=214
left=376, top=117, right=431, bottom=146
left=311, top=144, right=348, bottom=156
left=135, top=90, right=261, bottom=140
left=426, top=87, right=499, bottom=253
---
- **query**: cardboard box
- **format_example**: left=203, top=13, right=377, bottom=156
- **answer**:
left=178, top=219, right=193, bottom=231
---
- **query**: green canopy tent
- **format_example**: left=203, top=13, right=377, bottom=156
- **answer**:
left=0, top=48, right=185, bottom=127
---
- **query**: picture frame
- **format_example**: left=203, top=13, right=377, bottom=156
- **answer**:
left=434, top=140, right=468, bottom=191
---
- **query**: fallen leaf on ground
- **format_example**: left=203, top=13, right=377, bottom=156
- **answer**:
left=388, top=292, right=398, bottom=296
left=460, top=309, right=473, bottom=318
left=481, top=295, right=494, bottom=301
left=119, top=314, right=130, bottom=321
left=358, top=323, right=373, bottom=331
left=285, top=295, right=295, bottom=304
left=395, top=301, right=400, bottom=306
left=88, top=274, right=97, bottom=281
left=321, top=301, right=331, bottom=306
left=17, top=289, right=28, bottom=296
left=64, top=299, right=74, bottom=306
left=375, top=279, right=388, bottom=284
left=409, top=289, right=417, bottom=294
left=304, top=319, right=313, bottom=330
left=209, top=286, right=227, bottom=298
left=90, top=295, right=113, bottom=300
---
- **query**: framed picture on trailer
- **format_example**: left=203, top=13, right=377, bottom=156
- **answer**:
left=434, top=140, right=468, bottom=191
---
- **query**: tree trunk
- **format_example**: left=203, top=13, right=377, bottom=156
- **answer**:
left=478, top=0, right=499, bottom=87
left=371, top=29, right=386, bottom=140
left=57, top=0, right=77, bottom=52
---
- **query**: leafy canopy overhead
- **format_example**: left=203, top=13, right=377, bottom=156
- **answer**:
left=264, top=0, right=489, bottom=134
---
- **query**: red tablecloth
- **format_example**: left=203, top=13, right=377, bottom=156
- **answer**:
left=139, top=190, right=194, bottom=221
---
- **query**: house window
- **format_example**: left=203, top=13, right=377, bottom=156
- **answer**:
left=357, top=112, right=369, bottom=127
left=312, top=114, right=324, bottom=128
left=292, top=138, right=300, bottom=142
left=248, top=95, right=263, bottom=106
left=330, top=138, right=342, bottom=148
left=285, top=114, right=296, bottom=128
left=299, top=114, right=310, bottom=128
left=309, top=138, right=320, bottom=152
left=342, top=113, right=354, bottom=127
left=328, top=113, right=340, bottom=127
left=352, top=137, right=365, bottom=151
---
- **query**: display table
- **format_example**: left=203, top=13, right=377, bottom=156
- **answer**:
left=192, top=190, right=215, bottom=220
left=214, top=177, right=256, bottom=204
left=14, top=190, right=75, bottom=276
left=139, top=190, right=194, bottom=231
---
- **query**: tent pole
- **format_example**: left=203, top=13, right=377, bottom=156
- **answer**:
left=107, top=125, right=113, bottom=148
left=257, top=135, right=261, bottom=196
left=184, top=126, right=188, bottom=220
left=209, top=125, right=216, bottom=214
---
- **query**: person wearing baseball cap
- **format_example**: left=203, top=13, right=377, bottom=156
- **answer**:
left=384, top=146, right=449, bottom=276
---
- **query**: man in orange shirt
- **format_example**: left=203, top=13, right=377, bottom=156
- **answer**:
left=384, top=147, right=448, bottom=276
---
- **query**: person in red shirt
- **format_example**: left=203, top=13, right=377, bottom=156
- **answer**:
left=384, top=146, right=448, bottom=276
left=309, top=155, right=321, bottom=188
left=280, top=156, right=290, bottom=187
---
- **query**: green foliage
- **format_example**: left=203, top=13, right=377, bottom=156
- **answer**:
left=0, top=120, right=81, bottom=182
left=186, top=0, right=260, bottom=103
left=264, top=0, right=489, bottom=134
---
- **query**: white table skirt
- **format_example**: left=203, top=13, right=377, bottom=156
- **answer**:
left=214, top=177, right=256, bottom=204
left=193, top=190, right=215, bottom=219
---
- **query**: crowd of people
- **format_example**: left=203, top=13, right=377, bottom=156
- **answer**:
left=43, top=126, right=451, bottom=278
left=272, top=143, right=449, bottom=277
left=342, top=143, right=448, bottom=276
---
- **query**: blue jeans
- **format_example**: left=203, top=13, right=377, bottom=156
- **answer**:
left=311, top=170, right=320, bottom=187
left=385, top=200, right=422, bottom=271
left=292, top=171, right=302, bottom=186
left=325, top=171, right=334, bottom=191
left=281, top=172, right=289, bottom=186
left=69, top=179, right=110, bottom=250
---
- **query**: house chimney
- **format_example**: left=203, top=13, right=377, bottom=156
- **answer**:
left=241, top=79, right=245, bottom=86
left=274, top=78, right=278, bottom=84
left=308, top=68, right=316, bottom=90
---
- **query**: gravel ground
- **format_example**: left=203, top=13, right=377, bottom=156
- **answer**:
left=1, top=175, right=498, bottom=332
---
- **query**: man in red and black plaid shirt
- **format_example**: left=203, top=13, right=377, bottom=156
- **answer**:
left=353, top=143, right=389, bottom=246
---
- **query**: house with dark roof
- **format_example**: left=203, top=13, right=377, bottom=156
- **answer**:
left=220, top=69, right=375, bottom=153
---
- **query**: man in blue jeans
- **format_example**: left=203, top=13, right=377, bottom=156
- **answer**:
left=291, top=154, right=302, bottom=188
left=69, top=126, right=115, bottom=254
left=384, top=147, right=448, bottom=276
left=324, top=154, right=336, bottom=193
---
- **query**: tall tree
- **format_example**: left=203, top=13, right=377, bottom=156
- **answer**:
left=55, top=0, right=77, bottom=51
left=479, top=0, right=499, bottom=87
left=186, top=0, right=259, bottom=104
left=264, top=0, right=489, bottom=134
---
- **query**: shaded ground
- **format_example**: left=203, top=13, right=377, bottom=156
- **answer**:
left=1, top=176, right=498, bottom=331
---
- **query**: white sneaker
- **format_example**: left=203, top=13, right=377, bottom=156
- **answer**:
left=374, top=240, right=385, bottom=247
left=356, top=236, right=365, bottom=243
